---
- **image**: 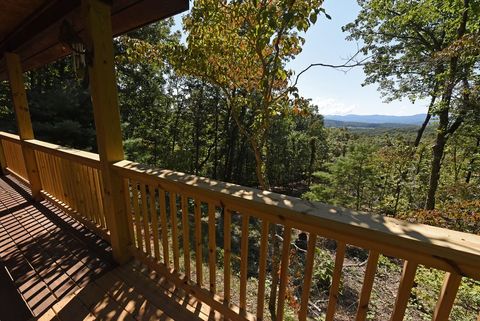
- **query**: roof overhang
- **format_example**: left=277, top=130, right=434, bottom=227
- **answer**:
left=0, top=0, right=188, bottom=80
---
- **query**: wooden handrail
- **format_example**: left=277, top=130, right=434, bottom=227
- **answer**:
left=0, top=132, right=101, bottom=168
left=0, top=131, right=21, bottom=142
left=24, top=139, right=101, bottom=169
left=113, top=159, right=480, bottom=281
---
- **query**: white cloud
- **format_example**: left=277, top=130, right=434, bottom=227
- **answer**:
left=311, top=97, right=357, bottom=115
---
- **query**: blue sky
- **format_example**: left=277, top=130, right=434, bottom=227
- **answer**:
left=175, top=0, right=428, bottom=116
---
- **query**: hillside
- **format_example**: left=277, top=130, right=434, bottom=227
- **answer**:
left=324, top=113, right=428, bottom=125
left=323, top=119, right=418, bottom=129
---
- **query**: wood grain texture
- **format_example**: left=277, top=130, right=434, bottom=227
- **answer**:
left=298, top=233, right=317, bottom=321
left=82, top=0, right=131, bottom=263
left=4, top=53, right=42, bottom=199
left=113, top=159, right=480, bottom=280
left=356, top=251, right=380, bottom=321
left=390, top=261, right=418, bottom=321
left=432, top=272, right=462, bottom=321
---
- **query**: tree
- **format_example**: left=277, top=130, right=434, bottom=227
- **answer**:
left=344, top=0, right=480, bottom=209
left=305, top=143, right=378, bottom=211
left=171, top=0, right=327, bottom=190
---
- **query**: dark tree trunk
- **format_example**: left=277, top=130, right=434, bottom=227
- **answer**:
left=194, top=92, right=202, bottom=175
left=426, top=110, right=448, bottom=210
left=213, top=101, right=219, bottom=179
left=415, top=113, right=432, bottom=147
left=466, top=136, right=480, bottom=183
left=223, top=106, right=238, bottom=182
left=425, top=0, right=469, bottom=210
left=308, top=137, right=316, bottom=185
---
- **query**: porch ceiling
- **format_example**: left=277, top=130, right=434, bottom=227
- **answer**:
left=0, top=0, right=188, bottom=80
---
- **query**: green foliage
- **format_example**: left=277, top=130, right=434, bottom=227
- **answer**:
left=411, top=267, right=480, bottom=321
left=305, top=142, right=378, bottom=210
left=170, top=0, right=328, bottom=189
left=312, top=247, right=334, bottom=290
left=398, top=200, right=480, bottom=235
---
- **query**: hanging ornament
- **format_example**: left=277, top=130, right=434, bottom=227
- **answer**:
left=59, top=20, right=90, bottom=87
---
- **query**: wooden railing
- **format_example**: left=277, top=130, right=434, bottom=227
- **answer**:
left=0, top=133, right=109, bottom=241
left=1, top=131, right=479, bottom=321
left=114, top=160, right=480, bottom=321
left=0, top=132, right=28, bottom=181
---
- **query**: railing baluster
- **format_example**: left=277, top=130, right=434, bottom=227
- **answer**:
left=208, top=202, right=216, bottom=293
left=48, top=155, right=59, bottom=199
left=356, top=250, right=380, bottom=321
left=140, top=183, right=152, bottom=257
left=432, top=272, right=462, bottom=321
left=240, top=214, right=249, bottom=312
left=76, top=164, right=88, bottom=216
left=68, top=160, right=80, bottom=210
left=63, top=159, right=73, bottom=204
left=81, top=165, right=93, bottom=222
left=93, top=168, right=106, bottom=228
left=170, top=192, right=180, bottom=270
left=79, top=164, right=93, bottom=222
left=149, top=183, right=160, bottom=261
left=256, top=219, right=269, bottom=320
left=194, top=198, right=203, bottom=286
left=298, top=233, right=317, bottom=321
left=181, top=195, right=191, bottom=279
left=87, top=167, right=101, bottom=225
left=158, top=189, right=169, bottom=266
left=277, top=226, right=292, bottom=321
left=86, top=166, right=99, bottom=225
left=131, top=180, right=143, bottom=251
left=123, top=178, right=135, bottom=247
left=326, top=242, right=346, bottom=321
left=390, top=260, right=418, bottom=321
left=37, top=152, right=49, bottom=192
left=224, top=207, right=231, bottom=302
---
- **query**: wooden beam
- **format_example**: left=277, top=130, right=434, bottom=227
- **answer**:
left=82, top=0, right=131, bottom=264
left=4, top=52, right=42, bottom=200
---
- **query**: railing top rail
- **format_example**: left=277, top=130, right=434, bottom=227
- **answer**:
left=0, top=131, right=21, bottom=142
left=24, top=139, right=101, bottom=169
left=114, top=159, right=480, bottom=280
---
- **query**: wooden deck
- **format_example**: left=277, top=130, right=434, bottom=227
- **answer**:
left=0, top=175, right=219, bottom=321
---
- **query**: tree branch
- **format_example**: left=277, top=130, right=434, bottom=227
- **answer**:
left=292, top=50, right=369, bottom=88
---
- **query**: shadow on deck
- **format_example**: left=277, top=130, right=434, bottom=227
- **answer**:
left=0, top=175, right=218, bottom=321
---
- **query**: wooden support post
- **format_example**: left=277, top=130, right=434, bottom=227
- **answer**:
left=0, top=139, right=7, bottom=175
left=5, top=52, right=42, bottom=199
left=82, top=0, right=132, bottom=263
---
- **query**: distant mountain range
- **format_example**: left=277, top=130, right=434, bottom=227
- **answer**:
left=325, top=114, right=427, bottom=124
left=324, top=114, right=428, bottom=128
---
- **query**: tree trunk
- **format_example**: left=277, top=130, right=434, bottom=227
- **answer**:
left=425, top=0, right=469, bottom=210
left=213, top=101, right=219, bottom=179
left=426, top=110, right=448, bottom=210
left=415, top=113, right=432, bottom=147
left=393, top=179, right=401, bottom=216
left=308, top=137, right=316, bottom=186
left=465, top=136, right=480, bottom=183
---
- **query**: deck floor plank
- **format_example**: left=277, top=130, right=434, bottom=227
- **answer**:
left=0, top=175, right=222, bottom=321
